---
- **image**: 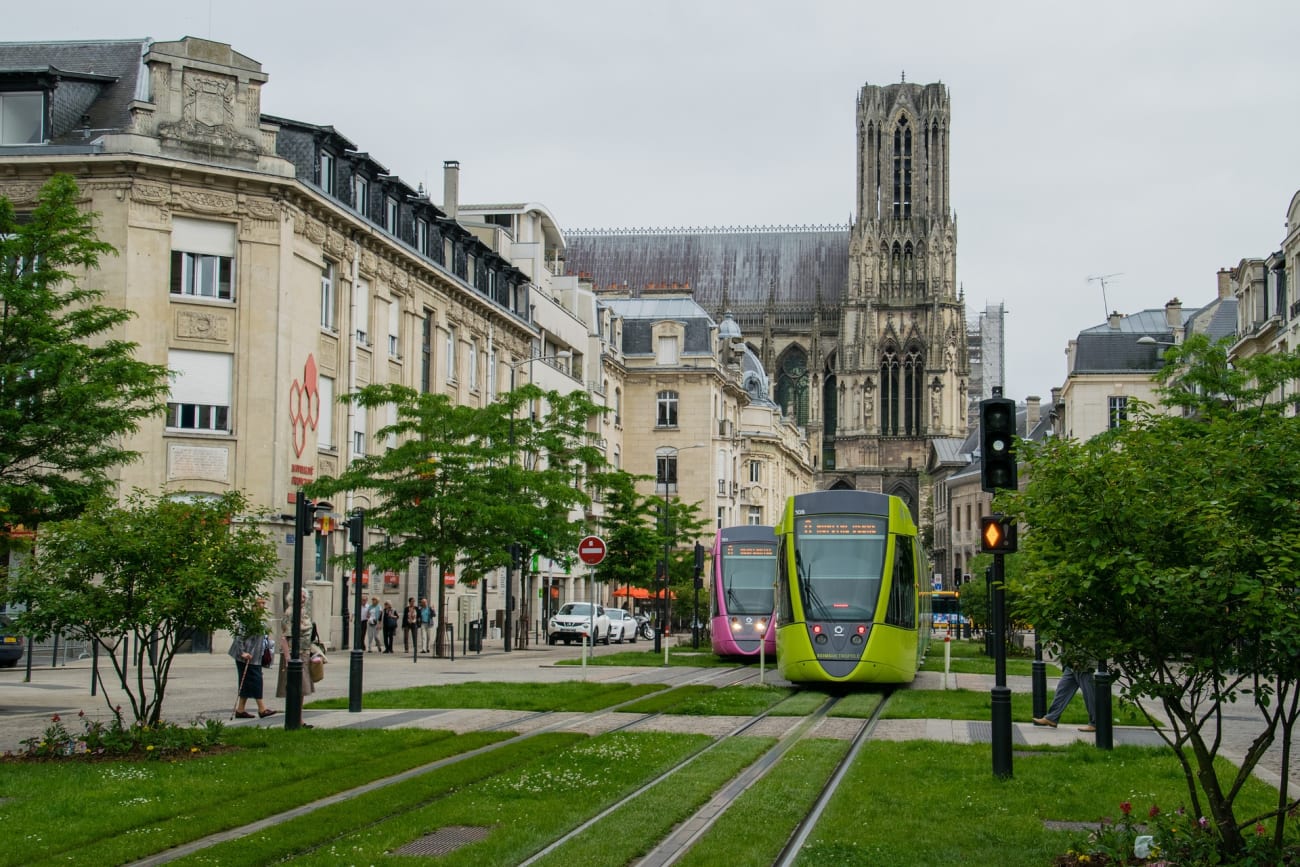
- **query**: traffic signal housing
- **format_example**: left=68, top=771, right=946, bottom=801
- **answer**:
left=980, top=515, right=1018, bottom=553
left=980, top=395, right=1018, bottom=492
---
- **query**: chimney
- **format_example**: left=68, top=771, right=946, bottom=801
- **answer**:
left=1165, top=297, right=1182, bottom=329
left=1107, top=311, right=1123, bottom=329
left=1024, top=395, right=1040, bottom=435
left=1217, top=267, right=1233, bottom=300
left=442, top=160, right=459, bottom=220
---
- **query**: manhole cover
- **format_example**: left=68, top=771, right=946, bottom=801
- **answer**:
left=392, top=825, right=491, bottom=856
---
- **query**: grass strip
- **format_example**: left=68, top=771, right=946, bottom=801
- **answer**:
left=919, top=654, right=1061, bottom=677
left=291, top=731, right=718, bottom=866
left=825, top=691, right=885, bottom=718
left=619, top=684, right=717, bottom=714
left=768, top=690, right=833, bottom=716
left=795, top=740, right=1281, bottom=865
left=677, top=738, right=851, bottom=867
left=558, top=647, right=735, bottom=667
left=528, top=736, right=778, bottom=867
left=306, top=679, right=664, bottom=711
left=668, top=685, right=792, bottom=716
left=169, top=732, right=580, bottom=866
left=0, top=728, right=489, bottom=867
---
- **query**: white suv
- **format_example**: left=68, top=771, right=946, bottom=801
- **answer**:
left=548, top=602, right=611, bottom=646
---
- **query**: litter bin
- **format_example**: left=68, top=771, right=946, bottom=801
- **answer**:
left=468, top=621, right=482, bottom=653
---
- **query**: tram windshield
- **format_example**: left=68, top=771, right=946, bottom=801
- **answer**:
left=793, top=514, right=887, bottom=620
left=720, top=541, right=777, bottom=615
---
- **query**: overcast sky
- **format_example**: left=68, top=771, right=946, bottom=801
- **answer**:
left=9, top=0, right=1299, bottom=402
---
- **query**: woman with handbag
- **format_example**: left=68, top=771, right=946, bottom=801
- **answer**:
left=228, top=603, right=275, bottom=719
left=402, top=597, right=419, bottom=653
left=276, top=589, right=315, bottom=699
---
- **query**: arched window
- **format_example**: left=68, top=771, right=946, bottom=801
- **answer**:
left=775, top=347, right=810, bottom=427
left=892, top=117, right=912, bottom=219
left=880, top=344, right=925, bottom=436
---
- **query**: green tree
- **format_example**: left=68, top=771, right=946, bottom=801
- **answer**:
left=591, top=469, right=661, bottom=604
left=6, top=490, right=279, bottom=726
left=658, top=495, right=709, bottom=628
left=1002, top=335, right=1300, bottom=859
left=0, top=174, right=169, bottom=530
left=308, top=384, right=606, bottom=655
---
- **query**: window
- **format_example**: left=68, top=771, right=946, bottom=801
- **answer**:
left=615, top=387, right=622, bottom=426
left=416, top=218, right=430, bottom=255
left=1109, top=396, right=1128, bottom=429
left=880, top=345, right=923, bottom=436
left=657, top=335, right=679, bottom=365
left=468, top=339, right=479, bottom=390
left=656, top=451, right=679, bottom=492
left=166, top=350, right=232, bottom=432
left=385, top=197, right=399, bottom=233
left=748, top=460, right=761, bottom=483
left=353, top=279, right=369, bottom=345
left=352, top=409, right=367, bottom=457
left=169, top=218, right=236, bottom=301
left=320, top=261, right=336, bottom=330
left=656, top=390, right=678, bottom=427
left=319, top=152, right=335, bottom=195
left=352, top=174, right=369, bottom=216
left=488, top=348, right=498, bottom=398
left=420, top=313, right=433, bottom=393
left=445, top=325, right=458, bottom=382
left=746, top=506, right=763, bottom=525
left=0, top=92, right=43, bottom=144
left=318, top=376, right=334, bottom=448
left=386, top=402, right=398, bottom=450
left=387, top=298, right=400, bottom=357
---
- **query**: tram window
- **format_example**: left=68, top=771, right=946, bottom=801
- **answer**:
left=886, top=536, right=917, bottom=627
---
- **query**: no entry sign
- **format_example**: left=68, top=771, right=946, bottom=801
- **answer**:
left=578, top=535, right=607, bottom=565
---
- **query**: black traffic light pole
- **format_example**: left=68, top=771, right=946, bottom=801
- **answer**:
left=287, top=493, right=331, bottom=731
left=347, top=509, right=365, bottom=713
left=980, top=387, right=1016, bottom=779
left=692, top=542, right=705, bottom=649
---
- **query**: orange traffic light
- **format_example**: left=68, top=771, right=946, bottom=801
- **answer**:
left=980, top=515, right=1018, bottom=553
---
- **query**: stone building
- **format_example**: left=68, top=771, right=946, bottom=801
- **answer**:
left=563, top=81, right=969, bottom=518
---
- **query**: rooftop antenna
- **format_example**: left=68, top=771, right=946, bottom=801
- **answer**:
left=1087, top=273, right=1123, bottom=320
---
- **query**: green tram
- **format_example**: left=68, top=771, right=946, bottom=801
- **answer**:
left=775, top=490, right=931, bottom=684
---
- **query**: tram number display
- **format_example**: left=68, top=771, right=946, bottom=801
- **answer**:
left=725, top=544, right=775, bottom=557
left=798, top=518, right=882, bottom=536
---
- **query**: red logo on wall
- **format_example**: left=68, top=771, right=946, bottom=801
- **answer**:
left=288, top=354, right=320, bottom=458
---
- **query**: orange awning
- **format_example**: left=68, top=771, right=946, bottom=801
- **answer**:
left=612, top=587, right=651, bottom=599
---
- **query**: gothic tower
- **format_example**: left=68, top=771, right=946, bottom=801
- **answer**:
left=829, top=81, right=968, bottom=510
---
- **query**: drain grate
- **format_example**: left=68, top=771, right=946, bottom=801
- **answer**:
left=392, top=825, right=491, bottom=856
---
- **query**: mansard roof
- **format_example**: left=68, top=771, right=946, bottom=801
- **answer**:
left=1073, top=296, right=1238, bottom=375
left=564, top=225, right=850, bottom=309
left=0, top=38, right=149, bottom=143
left=602, top=295, right=717, bottom=357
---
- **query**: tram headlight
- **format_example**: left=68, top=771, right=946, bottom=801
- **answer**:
left=755, top=619, right=767, bottom=633
left=850, top=634, right=864, bottom=645
left=731, top=618, right=742, bottom=632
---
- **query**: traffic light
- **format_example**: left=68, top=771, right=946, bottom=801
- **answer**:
left=346, top=510, right=365, bottom=547
left=980, top=393, right=1018, bottom=492
left=980, top=515, right=1018, bottom=553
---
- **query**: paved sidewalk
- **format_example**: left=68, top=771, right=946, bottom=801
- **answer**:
left=3, top=641, right=1296, bottom=796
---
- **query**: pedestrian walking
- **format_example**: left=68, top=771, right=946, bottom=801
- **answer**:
left=402, top=597, right=419, bottom=653
left=276, top=589, right=315, bottom=700
left=1033, top=655, right=1097, bottom=732
left=228, top=602, right=275, bottom=719
left=418, top=597, right=436, bottom=653
left=382, top=601, right=398, bottom=653
left=366, top=596, right=382, bottom=652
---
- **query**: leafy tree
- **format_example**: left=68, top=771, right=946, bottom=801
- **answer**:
left=0, top=174, right=169, bottom=531
left=1002, top=335, right=1300, bottom=859
left=308, top=384, right=606, bottom=655
left=6, top=490, right=279, bottom=726
left=591, top=469, right=661, bottom=605
left=657, top=495, right=709, bottom=627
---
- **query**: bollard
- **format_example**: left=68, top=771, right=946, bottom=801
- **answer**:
left=1031, top=633, right=1047, bottom=719
left=944, top=633, right=952, bottom=688
left=1094, top=661, right=1113, bottom=750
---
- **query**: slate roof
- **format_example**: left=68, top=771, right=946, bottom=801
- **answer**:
left=1072, top=297, right=1238, bottom=376
left=602, top=296, right=718, bottom=357
left=0, top=39, right=149, bottom=143
left=565, top=226, right=851, bottom=309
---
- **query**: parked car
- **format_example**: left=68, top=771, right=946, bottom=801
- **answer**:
left=605, top=608, right=639, bottom=644
left=547, top=603, right=610, bottom=646
left=0, top=614, right=24, bottom=668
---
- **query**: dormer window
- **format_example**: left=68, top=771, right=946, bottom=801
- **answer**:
left=0, top=92, right=44, bottom=145
left=352, top=174, right=369, bottom=217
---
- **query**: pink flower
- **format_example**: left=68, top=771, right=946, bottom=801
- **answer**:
left=1197, top=816, right=1209, bottom=829
left=1256, top=823, right=1266, bottom=836
left=1149, top=805, right=1161, bottom=818
left=1120, top=801, right=1132, bottom=816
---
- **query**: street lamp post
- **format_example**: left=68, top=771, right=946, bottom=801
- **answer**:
left=504, top=348, right=571, bottom=653
left=655, top=444, right=705, bottom=655
left=287, top=492, right=331, bottom=731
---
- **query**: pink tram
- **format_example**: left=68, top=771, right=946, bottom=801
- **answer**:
left=711, top=525, right=778, bottom=659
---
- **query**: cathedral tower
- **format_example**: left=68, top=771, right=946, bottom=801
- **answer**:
left=828, top=81, right=968, bottom=508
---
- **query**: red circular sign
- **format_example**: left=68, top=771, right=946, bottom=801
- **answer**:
left=578, top=535, right=607, bottom=565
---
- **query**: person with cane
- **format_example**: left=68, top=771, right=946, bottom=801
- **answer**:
left=228, top=601, right=275, bottom=719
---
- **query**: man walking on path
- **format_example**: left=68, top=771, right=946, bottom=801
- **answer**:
left=1033, top=663, right=1097, bottom=732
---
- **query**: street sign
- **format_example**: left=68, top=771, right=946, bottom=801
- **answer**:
left=577, top=535, right=607, bottom=565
